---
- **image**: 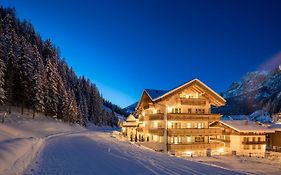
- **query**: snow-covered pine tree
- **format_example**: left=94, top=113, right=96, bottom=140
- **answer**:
left=0, top=21, right=6, bottom=105
left=67, top=90, right=78, bottom=124
left=0, top=53, right=5, bottom=105
left=42, top=41, right=60, bottom=117
left=30, top=44, right=45, bottom=118
left=16, top=36, right=34, bottom=114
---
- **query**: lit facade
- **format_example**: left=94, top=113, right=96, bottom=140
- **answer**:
left=210, top=120, right=274, bottom=157
left=122, top=79, right=226, bottom=156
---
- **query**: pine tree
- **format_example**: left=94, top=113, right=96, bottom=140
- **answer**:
left=0, top=55, right=5, bottom=105
left=16, top=36, right=34, bottom=114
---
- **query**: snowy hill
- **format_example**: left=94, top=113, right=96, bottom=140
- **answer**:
left=123, top=102, right=138, bottom=114
left=214, top=67, right=281, bottom=115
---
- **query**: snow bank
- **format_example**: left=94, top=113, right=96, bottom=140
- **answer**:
left=0, top=114, right=86, bottom=175
left=0, top=137, right=44, bottom=175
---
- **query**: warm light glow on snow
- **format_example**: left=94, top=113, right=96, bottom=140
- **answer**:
left=217, top=148, right=224, bottom=153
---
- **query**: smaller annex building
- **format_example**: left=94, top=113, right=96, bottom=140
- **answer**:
left=210, top=120, right=274, bottom=157
left=121, top=114, right=138, bottom=142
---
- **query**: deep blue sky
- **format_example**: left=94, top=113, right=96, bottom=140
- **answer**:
left=1, top=0, right=281, bottom=107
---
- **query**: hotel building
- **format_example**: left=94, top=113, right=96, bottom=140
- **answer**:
left=122, top=79, right=226, bottom=156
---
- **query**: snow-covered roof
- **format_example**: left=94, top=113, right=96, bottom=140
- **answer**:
left=269, top=124, right=281, bottom=131
left=136, top=79, right=226, bottom=110
left=144, top=89, right=169, bottom=100
left=153, top=79, right=226, bottom=103
left=219, top=120, right=274, bottom=133
left=126, top=114, right=136, bottom=122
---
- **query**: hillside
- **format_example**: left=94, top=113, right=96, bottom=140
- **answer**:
left=0, top=7, right=121, bottom=126
left=123, top=102, right=138, bottom=114
left=214, top=67, right=281, bottom=115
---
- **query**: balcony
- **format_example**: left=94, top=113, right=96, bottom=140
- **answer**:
left=138, top=116, right=144, bottom=122
left=167, top=113, right=221, bottom=121
left=168, top=128, right=222, bottom=136
left=145, top=113, right=164, bottom=120
left=242, top=141, right=266, bottom=145
left=148, top=128, right=165, bottom=136
left=210, top=137, right=230, bottom=143
left=168, top=142, right=224, bottom=151
left=176, top=98, right=206, bottom=106
left=137, top=127, right=143, bottom=132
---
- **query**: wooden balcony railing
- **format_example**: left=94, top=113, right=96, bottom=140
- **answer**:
left=210, top=137, right=230, bottom=143
left=242, top=141, right=266, bottom=145
left=168, top=142, right=224, bottom=151
left=167, top=113, right=221, bottom=121
left=176, top=98, right=206, bottom=106
left=145, top=113, right=164, bottom=120
left=148, top=128, right=165, bottom=136
left=168, top=128, right=222, bottom=136
left=137, top=127, right=143, bottom=132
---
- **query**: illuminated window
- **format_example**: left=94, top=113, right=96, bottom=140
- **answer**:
left=187, top=123, right=191, bottom=128
left=188, top=108, right=192, bottom=114
left=195, top=136, right=204, bottom=143
left=187, top=136, right=192, bottom=143
left=198, top=123, right=204, bottom=128
left=244, top=145, right=249, bottom=150
left=252, top=145, right=256, bottom=149
left=172, top=108, right=182, bottom=114
left=258, top=145, right=261, bottom=149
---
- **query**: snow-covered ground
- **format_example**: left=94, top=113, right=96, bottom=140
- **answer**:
left=185, top=155, right=281, bottom=175
left=1, top=115, right=280, bottom=175
left=23, top=130, right=243, bottom=175
left=0, top=114, right=86, bottom=175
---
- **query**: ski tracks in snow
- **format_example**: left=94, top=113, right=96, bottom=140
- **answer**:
left=23, top=131, right=245, bottom=175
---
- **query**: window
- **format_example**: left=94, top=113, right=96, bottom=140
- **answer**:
left=171, top=122, right=181, bottom=129
left=188, top=108, right=192, bottom=114
left=171, top=136, right=182, bottom=144
left=252, top=145, right=256, bottom=149
left=187, top=136, right=192, bottom=143
left=195, top=136, right=204, bottom=143
left=258, top=137, right=261, bottom=142
left=252, top=137, right=256, bottom=142
left=196, top=109, right=205, bottom=114
left=174, top=137, right=178, bottom=144
left=194, top=123, right=198, bottom=128
left=198, top=122, right=204, bottom=129
left=243, top=137, right=249, bottom=143
left=187, top=123, right=191, bottom=128
left=258, top=145, right=261, bottom=149
left=244, top=145, right=250, bottom=150
left=172, top=108, right=182, bottom=114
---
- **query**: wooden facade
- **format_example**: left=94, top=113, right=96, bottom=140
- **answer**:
left=122, top=79, right=226, bottom=156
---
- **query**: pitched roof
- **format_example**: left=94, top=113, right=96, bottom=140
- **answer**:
left=126, top=114, right=137, bottom=122
left=144, top=89, right=169, bottom=100
left=137, top=79, right=225, bottom=108
left=153, top=79, right=225, bottom=103
left=219, top=120, right=274, bottom=133
left=269, top=124, right=281, bottom=131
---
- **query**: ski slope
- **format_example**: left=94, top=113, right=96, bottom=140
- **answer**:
left=24, top=130, right=243, bottom=175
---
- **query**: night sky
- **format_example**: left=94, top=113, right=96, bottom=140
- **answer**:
left=1, top=0, right=281, bottom=107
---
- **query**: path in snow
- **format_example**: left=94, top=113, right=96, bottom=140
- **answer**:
left=24, top=131, right=245, bottom=175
